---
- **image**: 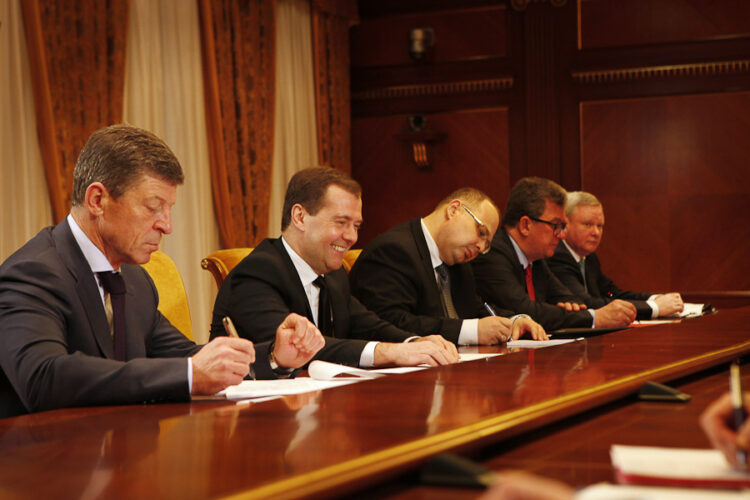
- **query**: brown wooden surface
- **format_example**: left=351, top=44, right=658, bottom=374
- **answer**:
left=371, top=357, right=748, bottom=500
left=580, top=0, right=750, bottom=49
left=352, top=108, right=510, bottom=245
left=580, top=91, right=750, bottom=293
left=2, top=308, right=750, bottom=498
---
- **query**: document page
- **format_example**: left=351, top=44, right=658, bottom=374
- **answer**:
left=578, top=483, right=750, bottom=499
left=611, top=444, right=750, bottom=488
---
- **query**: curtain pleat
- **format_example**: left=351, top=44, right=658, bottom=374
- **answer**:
left=311, top=0, right=357, bottom=173
left=199, top=0, right=276, bottom=248
left=21, top=0, right=128, bottom=222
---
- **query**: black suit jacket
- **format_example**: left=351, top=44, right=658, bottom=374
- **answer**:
left=210, top=238, right=413, bottom=366
left=471, top=229, right=593, bottom=330
left=0, top=220, right=279, bottom=419
left=349, top=218, right=513, bottom=343
left=548, top=242, right=653, bottom=319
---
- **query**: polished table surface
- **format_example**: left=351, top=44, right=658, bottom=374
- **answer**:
left=377, top=363, right=749, bottom=499
left=2, top=307, right=750, bottom=499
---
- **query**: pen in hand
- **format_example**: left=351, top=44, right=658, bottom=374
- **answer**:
left=730, top=361, right=747, bottom=468
left=223, top=316, right=256, bottom=380
left=483, top=302, right=497, bottom=316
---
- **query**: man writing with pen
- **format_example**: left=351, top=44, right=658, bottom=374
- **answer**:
left=349, top=187, right=547, bottom=344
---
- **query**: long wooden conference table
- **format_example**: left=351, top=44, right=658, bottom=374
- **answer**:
left=2, top=305, right=749, bottom=499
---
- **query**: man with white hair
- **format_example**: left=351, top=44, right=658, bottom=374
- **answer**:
left=548, top=191, right=684, bottom=319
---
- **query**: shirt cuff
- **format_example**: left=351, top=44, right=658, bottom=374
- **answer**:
left=588, top=308, right=595, bottom=327
left=457, top=319, right=479, bottom=345
left=647, top=297, right=659, bottom=318
left=359, top=341, right=378, bottom=367
left=187, top=357, right=193, bottom=393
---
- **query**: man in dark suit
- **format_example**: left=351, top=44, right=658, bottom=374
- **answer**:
left=472, top=177, right=637, bottom=331
left=210, top=167, right=459, bottom=367
left=0, top=125, right=323, bottom=418
left=349, top=187, right=546, bottom=344
left=549, top=191, right=684, bottom=319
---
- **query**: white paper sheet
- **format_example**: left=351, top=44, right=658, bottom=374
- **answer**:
left=610, top=444, right=750, bottom=481
left=220, top=378, right=359, bottom=400
left=578, top=483, right=750, bottom=499
left=680, top=302, right=705, bottom=318
left=507, top=338, right=580, bottom=348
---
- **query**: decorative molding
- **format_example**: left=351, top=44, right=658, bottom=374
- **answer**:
left=572, top=59, right=750, bottom=84
left=352, top=77, right=514, bottom=101
left=511, top=0, right=567, bottom=12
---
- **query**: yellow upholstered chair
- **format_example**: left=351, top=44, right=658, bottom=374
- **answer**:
left=201, top=248, right=363, bottom=288
left=342, top=249, right=362, bottom=272
left=141, top=250, right=194, bottom=341
left=201, top=248, right=254, bottom=288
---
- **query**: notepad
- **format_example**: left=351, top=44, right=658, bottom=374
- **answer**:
left=578, top=483, right=750, bottom=499
left=611, top=444, right=750, bottom=488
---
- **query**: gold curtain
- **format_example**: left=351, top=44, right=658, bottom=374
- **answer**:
left=311, top=0, right=357, bottom=173
left=21, top=0, right=128, bottom=222
left=199, top=0, right=277, bottom=248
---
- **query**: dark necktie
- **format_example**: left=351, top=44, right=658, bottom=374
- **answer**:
left=97, top=271, right=127, bottom=361
left=579, top=258, right=588, bottom=293
left=313, top=276, right=332, bottom=335
left=525, top=265, right=536, bottom=301
left=436, top=264, right=459, bottom=319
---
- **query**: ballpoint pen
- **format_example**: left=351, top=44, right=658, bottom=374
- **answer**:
left=223, top=316, right=256, bottom=380
left=730, top=361, right=747, bottom=468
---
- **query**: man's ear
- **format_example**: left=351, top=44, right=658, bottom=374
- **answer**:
left=290, top=204, right=307, bottom=231
left=84, top=182, right=108, bottom=216
left=517, top=216, right=532, bottom=237
left=445, top=200, right=461, bottom=220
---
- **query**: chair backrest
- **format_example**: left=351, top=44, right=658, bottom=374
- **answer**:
left=342, top=249, right=362, bottom=272
left=141, top=250, right=194, bottom=341
left=201, top=247, right=363, bottom=288
left=201, top=248, right=254, bottom=288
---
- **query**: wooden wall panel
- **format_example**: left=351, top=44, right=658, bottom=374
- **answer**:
left=581, top=92, right=750, bottom=293
left=350, top=6, right=506, bottom=68
left=351, top=108, right=510, bottom=245
left=580, top=0, right=750, bottom=49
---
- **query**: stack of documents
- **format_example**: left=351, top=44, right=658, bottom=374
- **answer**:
left=611, top=444, right=750, bottom=489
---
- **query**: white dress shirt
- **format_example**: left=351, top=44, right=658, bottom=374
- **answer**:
left=281, top=237, right=378, bottom=367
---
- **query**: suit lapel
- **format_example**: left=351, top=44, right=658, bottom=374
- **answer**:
left=272, top=239, right=316, bottom=323
left=54, top=221, right=115, bottom=359
left=409, top=218, right=444, bottom=308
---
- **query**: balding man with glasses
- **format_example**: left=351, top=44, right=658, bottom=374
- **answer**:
left=472, top=177, right=636, bottom=331
left=350, top=188, right=546, bottom=345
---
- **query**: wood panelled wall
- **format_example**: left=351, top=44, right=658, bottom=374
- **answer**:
left=350, top=0, right=750, bottom=292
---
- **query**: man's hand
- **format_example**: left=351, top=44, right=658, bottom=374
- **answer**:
left=700, top=392, right=750, bottom=469
left=478, top=316, right=512, bottom=344
left=511, top=317, right=548, bottom=341
left=374, top=337, right=458, bottom=367
left=654, top=292, right=684, bottom=317
left=272, top=313, right=325, bottom=369
left=555, top=301, right=587, bottom=311
left=413, top=335, right=459, bottom=361
left=479, top=471, right=575, bottom=500
left=191, top=337, right=256, bottom=395
left=594, top=299, right=636, bottom=328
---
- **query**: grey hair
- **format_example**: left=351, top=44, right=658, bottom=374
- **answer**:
left=565, top=191, right=601, bottom=218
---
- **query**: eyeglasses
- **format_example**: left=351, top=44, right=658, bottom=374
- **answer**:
left=529, top=216, right=567, bottom=236
left=462, top=205, right=492, bottom=254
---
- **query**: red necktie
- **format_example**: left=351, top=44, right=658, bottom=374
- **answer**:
left=525, top=265, right=536, bottom=301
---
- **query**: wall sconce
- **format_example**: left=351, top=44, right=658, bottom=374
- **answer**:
left=409, top=28, right=434, bottom=61
left=394, top=115, right=446, bottom=170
